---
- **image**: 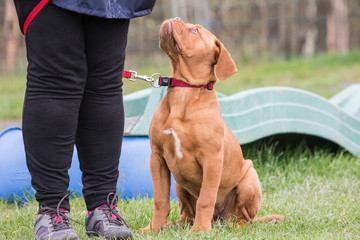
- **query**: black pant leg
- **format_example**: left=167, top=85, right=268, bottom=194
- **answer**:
left=76, top=17, right=129, bottom=211
left=21, top=3, right=86, bottom=211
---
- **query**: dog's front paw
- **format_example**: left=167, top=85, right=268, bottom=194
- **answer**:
left=140, top=223, right=152, bottom=234
left=190, top=224, right=211, bottom=233
left=141, top=222, right=164, bottom=234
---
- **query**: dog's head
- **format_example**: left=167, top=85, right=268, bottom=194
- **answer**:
left=159, top=18, right=237, bottom=85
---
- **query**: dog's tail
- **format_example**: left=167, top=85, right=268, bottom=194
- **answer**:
left=241, top=206, right=285, bottom=224
left=253, top=215, right=285, bottom=223
left=239, top=207, right=285, bottom=228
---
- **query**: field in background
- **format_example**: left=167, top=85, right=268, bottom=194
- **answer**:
left=1, top=51, right=360, bottom=123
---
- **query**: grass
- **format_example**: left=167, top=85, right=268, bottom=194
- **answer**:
left=1, top=51, right=360, bottom=120
left=1, top=140, right=359, bottom=239
left=0, top=74, right=26, bottom=121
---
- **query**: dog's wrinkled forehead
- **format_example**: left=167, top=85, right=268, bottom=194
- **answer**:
left=173, top=21, right=215, bottom=53
left=160, top=18, right=216, bottom=57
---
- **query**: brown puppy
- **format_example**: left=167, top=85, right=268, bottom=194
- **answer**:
left=143, top=17, right=283, bottom=233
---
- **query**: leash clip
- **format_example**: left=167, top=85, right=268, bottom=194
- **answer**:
left=124, top=70, right=162, bottom=88
left=128, top=70, right=154, bottom=82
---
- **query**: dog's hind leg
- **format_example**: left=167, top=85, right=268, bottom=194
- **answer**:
left=233, top=161, right=284, bottom=228
left=233, top=161, right=262, bottom=229
left=175, top=182, right=197, bottom=226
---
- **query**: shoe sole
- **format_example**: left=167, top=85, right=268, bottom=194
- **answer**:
left=86, top=230, right=132, bottom=239
left=35, top=234, right=78, bottom=240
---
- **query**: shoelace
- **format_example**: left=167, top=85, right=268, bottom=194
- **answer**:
left=102, top=192, right=129, bottom=228
left=38, top=192, right=82, bottom=231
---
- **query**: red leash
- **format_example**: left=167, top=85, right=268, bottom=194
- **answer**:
left=122, top=70, right=214, bottom=90
left=122, top=70, right=133, bottom=79
left=23, top=0, right=50, bottom=34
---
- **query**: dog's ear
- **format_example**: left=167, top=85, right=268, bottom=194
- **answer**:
left=214, top=39, right=237, bottom=80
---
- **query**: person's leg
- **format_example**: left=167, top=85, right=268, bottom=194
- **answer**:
left=78, top=16, right=132, bottom=239
left=22, top=2, right=86, bottom=211
left=76, top=16, right=129, bottom=211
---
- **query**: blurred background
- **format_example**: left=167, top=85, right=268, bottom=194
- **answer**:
left=1, top=0, right=360, bottom=126
left=127, top=0, right=360, bottom=66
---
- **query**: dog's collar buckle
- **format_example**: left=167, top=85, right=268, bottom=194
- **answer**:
left=206, top=82, right=214, bottom=90
left=158, top=77, right=172, bottom=87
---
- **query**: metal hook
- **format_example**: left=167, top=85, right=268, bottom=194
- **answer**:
left=125, top=70, right=163, bottom=88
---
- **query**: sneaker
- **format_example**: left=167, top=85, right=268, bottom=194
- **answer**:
left=34, top=193, right=79, bottom=240
left=85, top=193, right=133, bottom=239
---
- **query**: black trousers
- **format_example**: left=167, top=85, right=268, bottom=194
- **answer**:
left=15, top=2, right=129, bottom=211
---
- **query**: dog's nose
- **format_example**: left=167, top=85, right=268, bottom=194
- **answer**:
left=175, top=17, right=183, bottom=23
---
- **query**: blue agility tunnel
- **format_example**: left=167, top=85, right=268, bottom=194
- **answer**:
left=0, top=127, right=177, bottom=200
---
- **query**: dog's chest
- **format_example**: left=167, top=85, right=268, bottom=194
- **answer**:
left=159, top=125, right=203, bottom=192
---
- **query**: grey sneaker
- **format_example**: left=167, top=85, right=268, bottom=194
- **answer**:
left=35, top=193, right=78, bottom=240
left=85, top=193, right=133, bottom=239
left=35, top=209, right=79, bottom=240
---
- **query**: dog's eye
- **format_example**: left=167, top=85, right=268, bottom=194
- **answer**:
left=192, top=28, right=199, bottom=34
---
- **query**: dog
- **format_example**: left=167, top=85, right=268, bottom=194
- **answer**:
left=143, top=17, right=284, bottom=233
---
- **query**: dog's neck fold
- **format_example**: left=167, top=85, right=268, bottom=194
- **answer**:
left=169, top=57, right=217, bottom=86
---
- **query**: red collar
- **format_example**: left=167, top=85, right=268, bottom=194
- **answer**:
left=159, top=77, right=214, bottom=90
left=122, top=70, right=214, bottom=90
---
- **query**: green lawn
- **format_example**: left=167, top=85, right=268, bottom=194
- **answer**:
left=0, top=74, right=26, bottom=121
left=1, top=142, right=359, bottom=239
